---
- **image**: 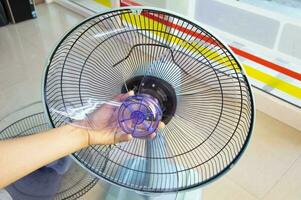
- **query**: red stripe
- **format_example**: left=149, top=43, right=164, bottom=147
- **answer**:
left=121, top=0, right=220, bottom=47
left=121, top=1, right=301, bottom=81
left=142, top=12, right=222, bottom=47
left=121, top=0, right=141, bottom=6
left=230, top=46, right=301, bottom=81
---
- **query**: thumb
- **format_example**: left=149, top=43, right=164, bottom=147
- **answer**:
left=114, top=132, right=133, bottom=143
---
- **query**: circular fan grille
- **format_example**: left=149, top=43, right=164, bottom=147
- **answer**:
left=43, top=8, right=254, bottom=192
left=0, top=103, right=98, bottom=199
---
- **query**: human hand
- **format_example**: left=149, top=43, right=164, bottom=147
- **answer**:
left=77, top=91, right=165, bottom=146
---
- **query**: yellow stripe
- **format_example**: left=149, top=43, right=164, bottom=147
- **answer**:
left=121, top=13, right=300, bottom=99
left=94, top=0, right=112, bottom=7
left=243, top=64, right=301, bottom=99
left=121, top=13, right=240, bottom=71
left=121, top=13, right=170, bottom=42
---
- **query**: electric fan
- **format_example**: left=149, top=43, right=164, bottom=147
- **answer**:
left=43, top=7, right=254, bottom=199
left=0, top=102, right=99, bottom=200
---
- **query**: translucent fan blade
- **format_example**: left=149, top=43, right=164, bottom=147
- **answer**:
left=43, top=8, right=254, bottom=192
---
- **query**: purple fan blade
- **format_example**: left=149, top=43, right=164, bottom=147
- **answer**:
left=118, top=94, right=162, bottom=138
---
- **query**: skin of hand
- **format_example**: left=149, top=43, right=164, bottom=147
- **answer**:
left=78, top=91, right=165, bottom=145
left=0, top=91, right=165, bottom=188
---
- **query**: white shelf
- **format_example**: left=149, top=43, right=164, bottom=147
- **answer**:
left=55, top=0, right=109, bottom=17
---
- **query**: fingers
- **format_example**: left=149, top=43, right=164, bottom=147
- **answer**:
left=146, top=121, right=165, bottom=139
left=100, top=91, right=135, bottom=111
left=115, top=132, right=133, bottom=143
left=121, top=90, right=135, bottom=101
left=128, top=90, right=135, bottom=96
left=113, top=90, right=134, bottom=102
left=147, top=132, right=156, bottom=139
left=158, top=121, right=165, bottom=129
left=114, top=121, right=165, bottom=142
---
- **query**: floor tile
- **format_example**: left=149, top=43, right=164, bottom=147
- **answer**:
left=203, top=176, right=258, bottom=200
left=226, top=111, right=301, bottom=198
left=263, top=155, right=301, bottom=200
left=0, top=3, right=83, bottom=119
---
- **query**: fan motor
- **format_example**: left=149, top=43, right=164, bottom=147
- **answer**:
left=121, top=75, right=177, bottom=125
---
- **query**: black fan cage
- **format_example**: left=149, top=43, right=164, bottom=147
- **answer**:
left=0, top=105, right=98, bottom=200
left=44, top=8, right=254, bottom=192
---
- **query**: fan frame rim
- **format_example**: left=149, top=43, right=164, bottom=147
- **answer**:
left=0, top=102, right=99, bottom=199
left=41, top=6, right=255, bottom=194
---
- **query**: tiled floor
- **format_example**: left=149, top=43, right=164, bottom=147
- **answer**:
left=203, top=111, right=301, bottom=200
left=0, top=3, right=84, bottom=120
left=0, top=3, right=300, bottom=200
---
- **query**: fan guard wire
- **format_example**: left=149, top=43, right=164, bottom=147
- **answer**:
left=0, top=103, right=99, bottom=199
left=43, top=7, right=255, bottom=193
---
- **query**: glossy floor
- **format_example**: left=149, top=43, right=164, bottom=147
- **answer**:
left=0, top=3, right=300, bottom=200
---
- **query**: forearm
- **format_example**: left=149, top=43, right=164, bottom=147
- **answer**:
left=0, top=125, right=88, bottom=188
